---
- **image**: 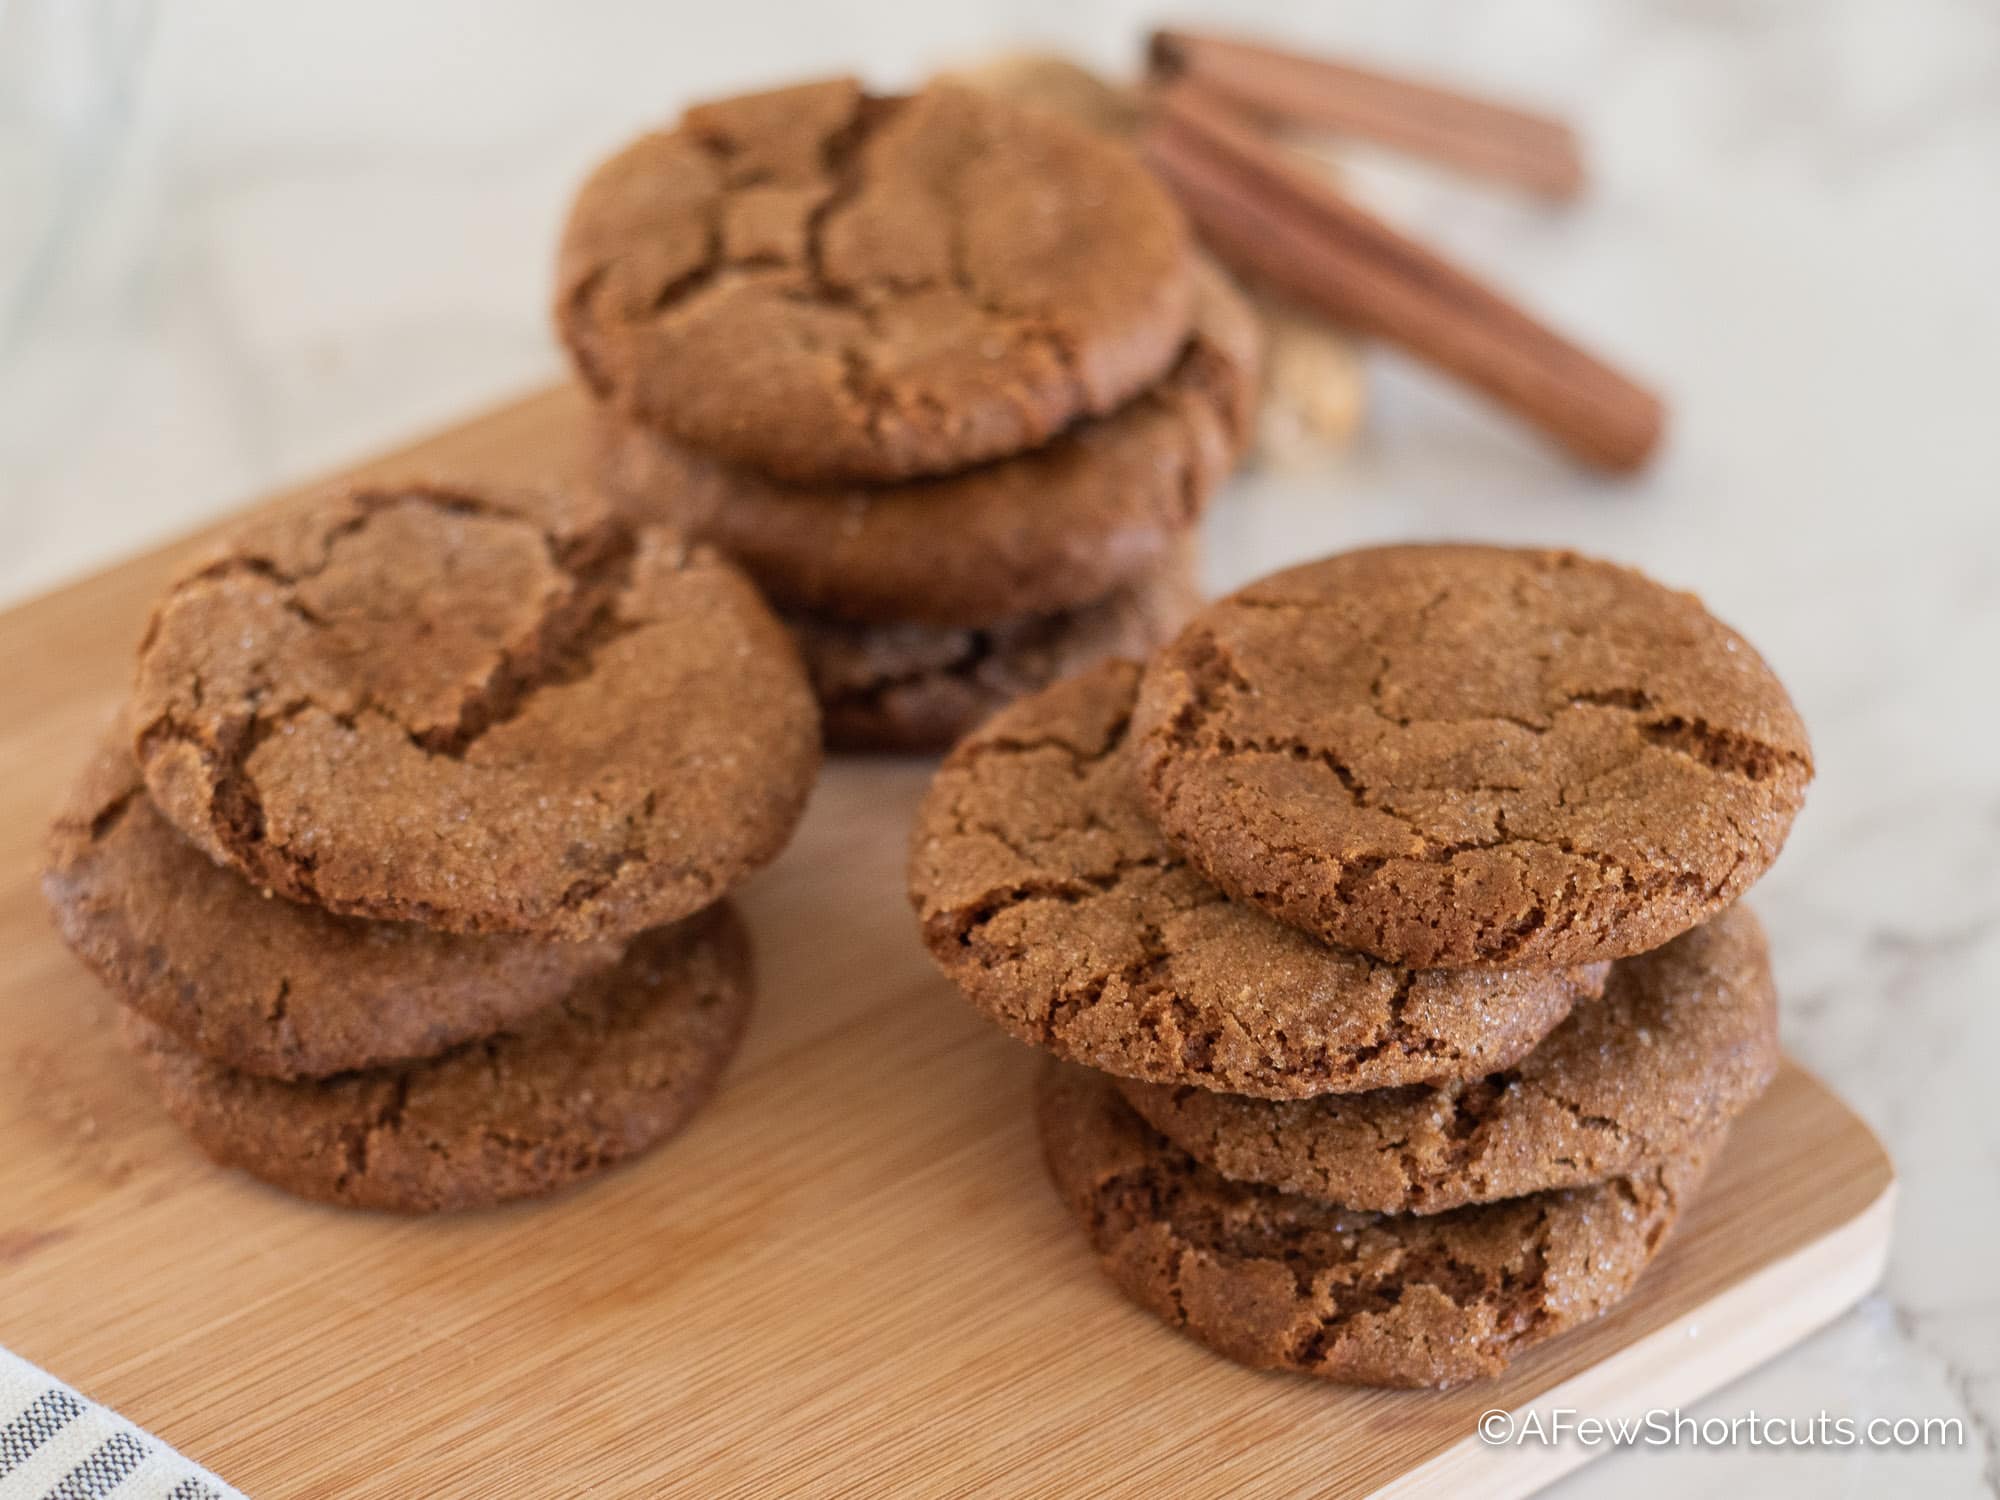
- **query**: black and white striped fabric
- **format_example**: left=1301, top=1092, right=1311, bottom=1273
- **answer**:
left=0, top=1350, right=241, bottom=1500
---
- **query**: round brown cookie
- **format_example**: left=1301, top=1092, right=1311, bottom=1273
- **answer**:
left=1116, top=904, right=1777, bottom=1213
left=1132, top=545, right=1813, bottom=969
left=1037, top=1062, right=1721, bottom=1388
left=587, top=261, right=1260, bottom=629
left=798, top=546, right=1202, bottom=755
left=910, top=661, right=1608, bottom=1097
left=43, top=725, right=625, bottom=1080
left=125, top=905, right=752, bottom=1213
left=557, top=77, right=1195, bottom=484
left=131, top=481, right=820, bottom=942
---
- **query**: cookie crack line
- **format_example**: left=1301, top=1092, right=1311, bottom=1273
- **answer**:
left=936, top=847, right=1493, bottom=1077
left=617, top=89, right=1100, bottom=437
left=826, top=96, right=1090, bottom=441
left=550, top=791, right=716, bottom=919
left=931, top=853, right=1181, bottom=948
left=1109, top=1156, right=1661, bottom=1383
left=1136, top=912, right=1760, bottom=1208
left=133, top=489, right=681, bottom=912
left=334, top=1074, right=411, bottom=1194
left=1167, top=600, right=1808, bottom=782
left=145, top=485, right=642, bottom=761
left=795, top=98, right=909, bottom=431
left=1151, top=714, right=1775, bottom=938
left=166, top=485, right=595, bottom=616
left=1122, top=904, right=1766, bottom=1212
left=572, top=133, right=735, bottom=365
left=135, top=697, right=320, bottom=902
left=1171, top=744, right=1648, bottom=878
left=411, top=525, right=644, bottom=761
left=76, top=785, right=141, bottom=844
left=1340, top=970, right=1422, bottom=1067
left=1177, top=689, right=1804, bottom=797
left=1144, top=752, right=1704, bottom=928
left=945, top=704, right=1134, bottom=779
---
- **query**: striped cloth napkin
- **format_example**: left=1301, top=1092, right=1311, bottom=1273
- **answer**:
left=0, top=1349, right=242, bottom=1500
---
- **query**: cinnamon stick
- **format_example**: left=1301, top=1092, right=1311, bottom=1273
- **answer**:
left=1142, top=81, right=1664, bottom=472
left=1150, top=28, right=1584, bottom=200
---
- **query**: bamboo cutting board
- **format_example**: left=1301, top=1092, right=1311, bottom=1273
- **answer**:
left=0, top=388, right=1894, bottom=1498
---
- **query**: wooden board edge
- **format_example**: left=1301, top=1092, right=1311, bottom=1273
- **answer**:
left=1376, top=1172, right=1898, bottom=1498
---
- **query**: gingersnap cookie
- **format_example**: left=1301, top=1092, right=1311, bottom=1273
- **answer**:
left=1037, top=1062, right=1720, bottom=1388
left=557, top=77, right=1195, bottom=484
left=126, top=905, right=752, bottom=1213
left=799, top=545, right=1200, bottom=755
left=44, top=725, right=625, bottom=1079
left=1132, top=545, right=1813, bottom=969
left=910, top=662, right=1608, bottom=1097
left=131, top=482, right=820, bottom=941
left=1116, top=905, right=1777, bottom=1214
left=588, top=261, right=1259, bottom=629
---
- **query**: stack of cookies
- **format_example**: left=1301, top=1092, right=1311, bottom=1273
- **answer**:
left=910, top=544, right=1812, bottom=1386
left=43, top=481, right=821, bottom=1213
left=557, top=77, right=1263, bottom=752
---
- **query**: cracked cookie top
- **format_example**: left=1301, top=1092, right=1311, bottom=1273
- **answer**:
left=1116, top=904, right=1777, bottom=1214
left=557, top=77, right=1195, bottom=484
left=1037, top=1061, right=1720, bottom=1388
left=588, top=258, right=1258, bottom=628
left=1132, top=545, right=1813, bottom=969
left=126, top=905, right=752, bottom=1213
left=131, top=482, right=821, bottom=941
left=44, top=723, right=625, bottom=1079
left=908, top=661, right=1607, bottom=1098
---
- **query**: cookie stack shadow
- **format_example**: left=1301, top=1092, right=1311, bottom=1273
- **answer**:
left=910, top=544, right=1813, bottom=1387
left=555, top=75, right=1263, bottom=752
left=43, top=481, right=821, bottom=1214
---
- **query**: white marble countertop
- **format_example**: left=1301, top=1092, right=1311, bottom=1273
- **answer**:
left=3, top=1, right=1995, bottom=1494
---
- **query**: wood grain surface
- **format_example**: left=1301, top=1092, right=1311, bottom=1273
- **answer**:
left=0, top=387, right=1894, bottom=1498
